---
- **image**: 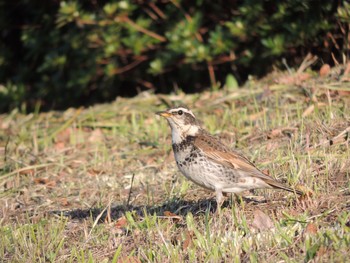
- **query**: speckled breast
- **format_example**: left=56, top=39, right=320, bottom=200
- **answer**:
left=172, top=140, right=235, bottom=191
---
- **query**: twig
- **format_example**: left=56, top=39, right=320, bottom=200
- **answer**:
left=297, top=53, right=318, bottom=74
left=148, top=2, right=166, bottom=19
left=207, top=61, right=216, bottom=88
left=112, top=56, right=148, bottom=75
left=118, top=16, right=166, bottom=42
left=126, top=173, right=135, bottom=207
left=4, top=136, right=10, bottom=162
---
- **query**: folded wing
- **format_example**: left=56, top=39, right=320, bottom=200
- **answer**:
left=193, top=134, right=303, bottom=195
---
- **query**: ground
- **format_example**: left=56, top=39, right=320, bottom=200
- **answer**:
left=1, top=66, right=350, bottom=262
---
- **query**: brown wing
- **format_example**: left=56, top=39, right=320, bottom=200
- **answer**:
left=193, top=133, right=303, bottom=195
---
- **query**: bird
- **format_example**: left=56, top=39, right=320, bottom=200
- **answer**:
left=156, top=106, right=303, bottom=206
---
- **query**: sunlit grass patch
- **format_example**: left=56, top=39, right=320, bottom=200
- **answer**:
left=1, top=69, right=350, bottom=262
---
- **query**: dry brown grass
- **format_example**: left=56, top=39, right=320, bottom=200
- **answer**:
left=1, top=67, right=350, bottom=262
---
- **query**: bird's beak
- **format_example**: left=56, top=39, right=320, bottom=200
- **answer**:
left=156, top=111, right=171, bottom=118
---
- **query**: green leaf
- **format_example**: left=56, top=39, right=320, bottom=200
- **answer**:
left=225, top=74, right=239, bottom=90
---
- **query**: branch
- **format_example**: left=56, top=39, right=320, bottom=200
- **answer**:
left=117, top=16, right=166, bottom=42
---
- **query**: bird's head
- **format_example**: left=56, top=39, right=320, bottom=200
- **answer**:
left=156, top=106, right=200, bottom=143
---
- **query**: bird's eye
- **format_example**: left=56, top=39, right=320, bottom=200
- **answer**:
left=178, top=110, right=183, bottom=115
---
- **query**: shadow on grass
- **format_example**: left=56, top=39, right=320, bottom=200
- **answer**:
left=52, top=197, right=265, bottom=222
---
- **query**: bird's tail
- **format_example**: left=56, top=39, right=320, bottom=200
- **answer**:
left=266, top=179, right=304, bottom=195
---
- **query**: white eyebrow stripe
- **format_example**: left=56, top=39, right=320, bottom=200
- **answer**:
left=169, top=107, right=196, bottom=118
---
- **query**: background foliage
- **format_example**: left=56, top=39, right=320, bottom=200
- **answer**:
left=0, top=0, right=348, bottom=112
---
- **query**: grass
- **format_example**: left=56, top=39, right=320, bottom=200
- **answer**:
left=1, top=68, right=350, bottom=262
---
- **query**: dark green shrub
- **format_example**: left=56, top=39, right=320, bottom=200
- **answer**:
left=0, top=0, right=346, bottom=112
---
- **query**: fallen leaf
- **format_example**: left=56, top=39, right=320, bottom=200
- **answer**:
left=33, top=178, right=49, bottom=184
left=319, top=64, right=330, bottom=77
left=248, top=108, right=267, bottom=121
left=60, top=198, right=70, bottom=206
left=182, top=230, right=194, bottom=250
left=268, top=128, right=283, bottom=138
left=88, top=128, right=104, bottom=143
left=54, top=141, right=66, bottom=150
left=297, top=185, right=313, bottom=198
left=33, top=178, right=56, bottom=187
left=56, top=128, right=71, bottom=143
left=298, top=73, right=312, bottom=82
left=87, top=168, right=103, bottom=176
left=338, top=90, right=350, bottom=96
left=163, top=211, right=182, bottom=222
left=297, top=189, right=315, bottom=210
left=19, top=169, right=35, bottom=175
left=261, top=169, right=270, bottom=175
left=302, top=103, right=326, bottom=117
left=305, top=223, right=318, bottom=235
left=45, top=180, right=56, bottom=188
left=115, top=217, right=128, bottom=229
left=252, top=209, right=274, bottom=231
left=302, top=104, right=315, bottom=117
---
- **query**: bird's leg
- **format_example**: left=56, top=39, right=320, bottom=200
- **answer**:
left=215, top=189, right=224, bottom=209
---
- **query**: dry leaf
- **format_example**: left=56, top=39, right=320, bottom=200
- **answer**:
left=298, top=184, right=312, bottom=195
left=19, top=169, right=35, bottom=175
left=87, top=168, right=102, bottom=177
left=182, top=230, right=194, bottom=250
left=338, top=90, right=350, bottom=96
left=305, top=223, right=318, bottom=235
left=34, top=178, right=49, bottom=185
left=248, top=108, right=267, bottom=121
left=319, top=64, right=330, bottom=77
left=297, top=189, right=315, bottom=211
left=33, top=177, right=56, bottom=187
left=163, top=211, right=182, bottom=222
left=261, top=169, right=270, bottom=175
left=60, top=198, right=70, bottom=206
left=298, top=73, right=312, bottom=82
left=45, top=180, right=56, bottom=187
left=267, top=127, right=297, bottom=140
left=302, top=104, right=315, bottom=117
left=252, top=209, right=274, bottom=231
left=302, top=103, right=326, bottom=117
left=54, top=141, right=66, bottom=150
left=268, top=128, right=283, bottom=138
left=56, top=128, right=71, bottom=143
left=115, top=217, right=128, bottom=229
left=88, top=128, right=104, bottom=143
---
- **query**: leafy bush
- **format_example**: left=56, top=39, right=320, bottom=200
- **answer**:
left=0, top=0, right=347, bottom=112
